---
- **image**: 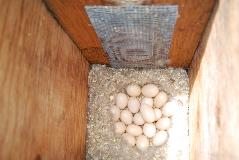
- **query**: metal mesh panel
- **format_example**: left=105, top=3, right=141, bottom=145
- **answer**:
left=85, top=5, right=178, bottom=68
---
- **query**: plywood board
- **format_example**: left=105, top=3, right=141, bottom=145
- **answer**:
left=189, top=0, right=239, bottom=159
left=0, top=0, right=89, bottom=159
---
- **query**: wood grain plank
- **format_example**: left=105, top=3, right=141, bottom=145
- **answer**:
left=189, top=0, right=239, bottom=159
left=160, top=0, right=215, bottom=67
left=45, top=0, right=215, bottom=67
left=44, top=0, right=109, bottom=64
left=0, top=0, right=89, bottom=159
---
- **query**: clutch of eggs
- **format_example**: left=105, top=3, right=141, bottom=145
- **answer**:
left=111, top=83, right=180, bottom=151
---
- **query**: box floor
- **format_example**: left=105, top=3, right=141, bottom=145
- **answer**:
left=86, top=65, right=189, bottom=160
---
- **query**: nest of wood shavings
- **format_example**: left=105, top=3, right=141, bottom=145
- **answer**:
left=86, top=65, right=189, bottom=160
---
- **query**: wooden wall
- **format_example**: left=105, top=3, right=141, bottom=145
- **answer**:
left=189, top=0, right=239, bottom=159
left=0, top=0, right=89, bottom=159
left=45, top=0, right=215, bottom=67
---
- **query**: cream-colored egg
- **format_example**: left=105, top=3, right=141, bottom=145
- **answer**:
left=154, top=108, right=162, bottom=121
left=140, top=104, right=155, bottom=123
left=142, top=84, right=159, bottom=97
left=162, top=100, right=177, bottom=117
left=133, top=113, right=145, bottom=125
left=156, top=117, right=171, bottom=130
left=115, top=93, right=128, bottom=109
left=141, top=97, right=153, bottom=107
left=120, top=110, right=133, bottom=125
left=127, top=97, right=140, bottom=113
left=136, top=135, right=149, bottom=151
left=126, top=84, right=141, bottom=97
left=126, top=124, right=143, bottom=136
left=143, top=123, right=156, bottom=138
left=154, top=91, right=168, bottom=108
left=114, top=122, right=126, bottom=134
left=152, top=131, right=168, bottom=146
left=110, top=105, right=120, bottom=121
left=122, top=133, right=136, bottom=146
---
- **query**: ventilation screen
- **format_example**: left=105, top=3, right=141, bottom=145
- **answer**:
left=85, top=5, right=178, bottom=68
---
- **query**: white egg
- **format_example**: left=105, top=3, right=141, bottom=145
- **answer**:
left=110, top=105, right=120, bottom=121
left=154, top=91, right=168, bottom=108
left=154, top=108, right=162, bottom=121
left=156, top=117, right=171, bottom=130
left=127, top=97, right=140, bottom=113
left=140, top=104, right=155, bottom=123
left=133, top=113, right=145, bottom=125
left=142, top=84, right=159, bottom=97
left=114, top=122, right=126, bottom=134
left=126, top=84, right=141, bottom=97
left=141, top=97, right=153, bottom=107
left=126, top=124, right=143, bottom=136
left=136, top=135, right=149, bottom=151
left=143, top=123, right=156, bottom=138
left=152, top=131, right=168, bottom=146
left=120, top=110, right=133, bottom=125
left=162, top=100, right=177, bottom=117
left=122, top=133, right=136, bottom=146
left=115, top=93, right=128, bottom=109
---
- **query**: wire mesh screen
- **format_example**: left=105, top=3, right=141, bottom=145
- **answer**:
left=85, top=5, right=178, bottom=68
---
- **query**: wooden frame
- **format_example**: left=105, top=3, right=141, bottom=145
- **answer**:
left=45, top=0, right=216, bottom=67
left=2, top=0, right=239, bottom=159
